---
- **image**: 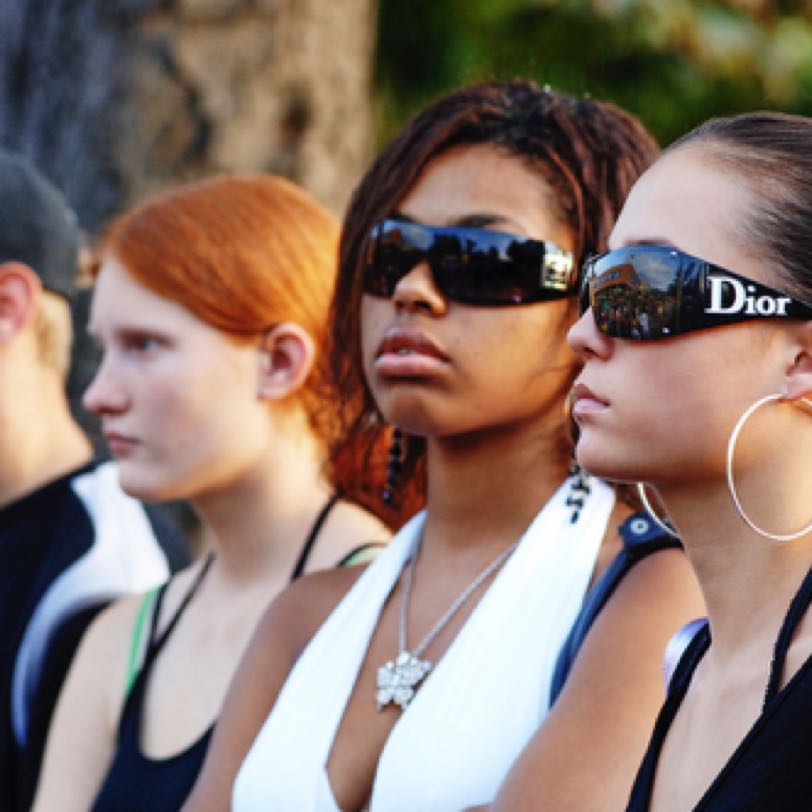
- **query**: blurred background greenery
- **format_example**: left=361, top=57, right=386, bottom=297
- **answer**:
left=375, top=0, right=812, bottom=148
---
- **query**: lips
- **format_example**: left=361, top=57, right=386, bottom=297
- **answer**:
left=374, top=327, right=449, bottom=377
left=103, top=430, right=139, bottom=455
left=570, top=381, right=609, bottom=418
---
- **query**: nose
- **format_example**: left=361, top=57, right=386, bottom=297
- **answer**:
left=392, top=260, right=448, bottom=315
left=82, top=353, right=130, bottom=416
left=567, top=307, right=612, bottom=361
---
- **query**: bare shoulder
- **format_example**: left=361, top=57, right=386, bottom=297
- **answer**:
left=85, top=590, right=144, bottom=640
left=488, top=547, right=704, bottom=812
left=256, top=563, right=369, bottom=661
left=182, top=563, right=370, bottom=811
left=613, top=545, right=703, bottom=611
left=214, top=562, right=369, bottom=722
left=77, top=591, right=144, bottom=679
left=34, top=573, right=195, bottom=812
left=304, top=499, right=391, bottom=572
left=585, top=544, right=704, bottom=662
left=330, top=499, right=391, bottom=542
left=562, top=544, right=705, bottom=707
left=50, top=588, right=154, bottom=744
left=76, top=564, right=209, bottom=713
left=228, top=563, right=369, bottom=715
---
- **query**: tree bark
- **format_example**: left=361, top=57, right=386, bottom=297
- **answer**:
left=1, top=0, right=377, bottom=226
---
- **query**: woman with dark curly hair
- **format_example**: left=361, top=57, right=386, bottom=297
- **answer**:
left=186, top=80, right=704, bottom=812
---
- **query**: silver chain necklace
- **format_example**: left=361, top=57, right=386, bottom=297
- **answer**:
left=375, top=536, right=519, bottom=712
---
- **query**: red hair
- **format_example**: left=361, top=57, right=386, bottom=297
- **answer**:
left=104, top=174, right=336, bottom=338
left=102, top=175, right=385, bottom=519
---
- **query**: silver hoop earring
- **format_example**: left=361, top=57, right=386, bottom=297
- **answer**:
left=636, top=482, right=679, bottom=538
left=727, top=393, right=812, bottom=542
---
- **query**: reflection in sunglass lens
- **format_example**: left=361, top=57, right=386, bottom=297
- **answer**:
left=363, top=223, right=423, bottom=297
left=364, top=219, right=575, bottom=306
left=431, top=233, right=546, bottom=304
left=581, top=244, right=812, bottom=341
left=583, top=249, right=683, bottom=339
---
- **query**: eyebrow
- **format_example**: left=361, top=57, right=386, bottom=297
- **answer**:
left=617, top=237, right=681, bottom=250
left=85, top=324, right=172, bottom=341
left=392, top=212, right=522, bottom=231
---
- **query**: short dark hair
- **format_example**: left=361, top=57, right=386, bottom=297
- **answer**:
left=326, top=79, right=659, bottom=526
left=0, top=149, right=79, bottom=299
left=669, top=111, right=812, bottom=303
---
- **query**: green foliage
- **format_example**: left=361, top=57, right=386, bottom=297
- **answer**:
left=375, top=0, right=812, bottom=148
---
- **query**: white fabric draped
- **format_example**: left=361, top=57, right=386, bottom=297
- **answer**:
left=233, top=476, right=616, bottom=811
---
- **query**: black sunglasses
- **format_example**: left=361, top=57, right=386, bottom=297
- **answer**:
left=580, top=245, right=812, bottom=340
left=362, top=218, right=576, bottom=306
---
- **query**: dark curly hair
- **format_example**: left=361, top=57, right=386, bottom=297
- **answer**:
left=326, top=79, right=659, bottom=528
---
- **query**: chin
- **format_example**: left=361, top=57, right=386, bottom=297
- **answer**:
left=377, top=396, right=447, bottom=438
left=114, top=466, right=183, bottom=504
left=117, top=480, right=170, bottom=503
left=574, top=438, right=639, bottom=485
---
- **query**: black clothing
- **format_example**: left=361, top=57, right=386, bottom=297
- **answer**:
left=90, top=557, right=214, bottom=812
left=0, top=461, right=187, bottom=812
left=627, top=567, right=812, bottom=811
left=89, top=495, right=358, bottom=811
left=549, top=511, right=681, bottom=706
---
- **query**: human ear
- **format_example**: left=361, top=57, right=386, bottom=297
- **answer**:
left=0, top=262, right=42, bottom=344
left=256, top=322, right=316, bottom=401
left=784, top=320, right=812, bottom=401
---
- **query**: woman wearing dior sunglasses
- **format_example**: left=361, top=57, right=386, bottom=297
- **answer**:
left=184, top=80, right=704, bottom=812
left=569, top=112, right=812, bottom=811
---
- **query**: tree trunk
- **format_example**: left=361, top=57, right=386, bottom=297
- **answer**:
left=0, top=0, right=377, bottom=227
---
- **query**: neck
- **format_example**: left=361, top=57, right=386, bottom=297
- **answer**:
left=0, top=366, right=92, bottom=507
left=655, top=474, right=812, bottom=663
left=421, top=418, right=571, bottom=555
left=190, top=420, right=333, bottom=585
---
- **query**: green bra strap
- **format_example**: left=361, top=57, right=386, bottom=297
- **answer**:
left=124, top=587, right=159, bottom=698
left=338, top=542, right=386, bottom=568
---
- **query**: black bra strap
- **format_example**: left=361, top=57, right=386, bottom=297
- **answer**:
left=137, top=496, right=339, bottom=682
left=146, top=552, right=215, bottom=660
left=763, top=566, right=812, bottom=706
left=289, top=494, right=341, bottom=581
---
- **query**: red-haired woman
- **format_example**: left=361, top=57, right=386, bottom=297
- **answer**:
left=31, top=175, right=391, bottom=812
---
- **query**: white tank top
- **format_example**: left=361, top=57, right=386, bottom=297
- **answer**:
left=233, top=476, right=616, bottom=811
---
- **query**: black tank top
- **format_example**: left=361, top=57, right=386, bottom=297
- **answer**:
left=90, top=496, right=343, bottom=811
left=90, top=554, right=215, bottom=812
left=626, top=565, right=812, bottom=811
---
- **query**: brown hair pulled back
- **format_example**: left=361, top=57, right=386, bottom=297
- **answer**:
left=327, top=80, right=659, bottom=527
left=670, top=111, right=812, bottom=302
